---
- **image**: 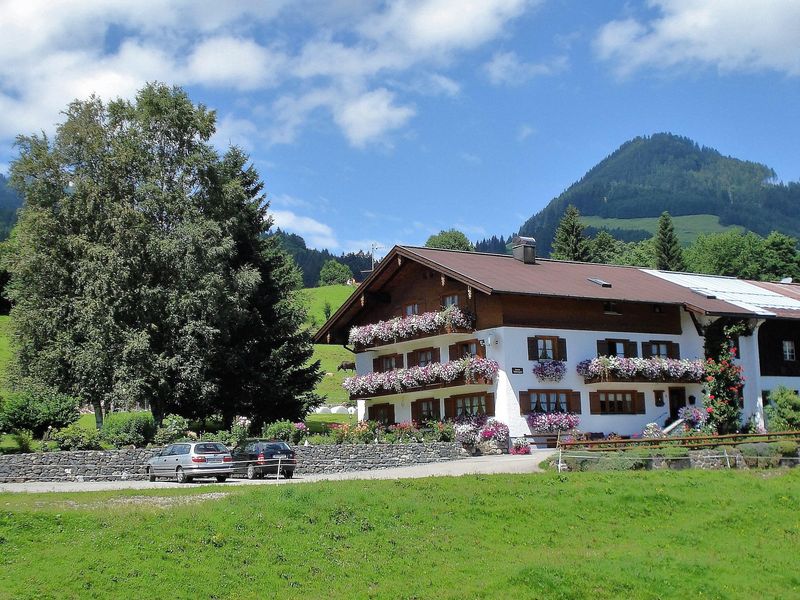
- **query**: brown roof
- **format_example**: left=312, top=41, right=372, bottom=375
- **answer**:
left=401, top=246, right=751, bottom=315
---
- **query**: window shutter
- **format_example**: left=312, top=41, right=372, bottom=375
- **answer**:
left=642, top=342, right=652, bottom=359
left=567, top=392, right=582, bottom=414
left=448, top=344, right=459, bottom=361
left=432, top=398, right=441, bottom=420
left=476, top=343, right=486, bottom=358
left=485, top=393, right=495, bottom=416
left=411, top=400, right=421, bottom=424
left=589, top=392, right=601, bottom=414
left=519, top=391, right=531, bottom=415
left=373, top=357, right=380, bottom=373
left=668, top=343, right=680, bottom=359
left=557, top=338, right=567, bottom=361
left=596, top=340, right=609, bottom=356
left=625, top=341, right=638, bottom=358
left=528, top=337, right=539, bottom=360
left=368, top=405, right=376, bottom=420
left=395, top=354, right=404, bottom=369
left=432, top=348, right=441, bottom=363
left=406, top=351, right=418, bottom=368
left=635, top=392, right=646, bottom=414
left=387, top=404, right=396, bottom=425
left=444, top=397, right=456, bottom=419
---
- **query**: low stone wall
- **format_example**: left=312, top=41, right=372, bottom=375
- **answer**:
left=0, top=442, right=463, bottom=482
left=294, top=442, right=462, bottom=474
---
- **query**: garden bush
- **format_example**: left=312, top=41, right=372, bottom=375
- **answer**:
left=53, top=423, right=103, bottom=450
left=738, top=442, right=781, bottom=468
left=776, top=440, right=798, bottom=458
left=154, top=414, right=189, bottom=445
left=12, top=429, right=35, bottom=453
left=101, top=412, right=156, bottom=448
left=305, top=433, right=336, bottom=445
left=765, top=386, right=800, bottom=432
left=0, top=387, right=79, bottom=437
left=263, top=420, right=296, bottom=442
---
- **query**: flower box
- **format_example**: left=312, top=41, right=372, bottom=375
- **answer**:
left=349, top=306, right=475, bottom=349
left=577, top=356, right=704, bottom=384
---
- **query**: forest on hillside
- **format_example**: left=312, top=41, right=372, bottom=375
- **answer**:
left=519, top=133, right=800, bottom=255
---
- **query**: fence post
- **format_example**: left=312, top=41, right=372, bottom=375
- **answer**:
left=723, top=448, right=730, bottom=469
left=557, top=448, right=563, bottom=472
left=276, top=457, right=282, bottom=481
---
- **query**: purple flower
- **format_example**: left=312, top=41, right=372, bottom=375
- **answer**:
left=532, top=360, right=566, bottom=382
left=526, top=412, right=580, bottom=433
left=348, top=306, right=475, bottom=347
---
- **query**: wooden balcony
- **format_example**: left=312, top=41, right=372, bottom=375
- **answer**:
left=349, top=375, right=493, bottom=400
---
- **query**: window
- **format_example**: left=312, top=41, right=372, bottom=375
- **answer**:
left=412, top=398, right=440, bottom=422
left=589, top=390, right=645, bottom=415
left=643, top=340, right=679, bottom=359
left=456, top=395, right=486, bottom=416
left=597, top=339, right=636, bottom=358
left=449, top=339, right=484, bottom=360
left=603, top=301, right=621, bottom=315
left=381, top=356, right=396, bottom=371
left=461, top=341, right=479, bottom=358
left=650, top=342, right=669, bottom=358
left=442, top=294, right=459, bottom=308
left=368, top=403, right=395, bottom=425
left=404, top=303, right=420, bottom=316
left=417, top=349, right=434, bottom=367
left=374, top=354, right=404, bottom=373
left=783, top=340, right=796, bottom=361
left=521, top=390, right=581, bottom=414
left=527, top=336, right=567, bottom=361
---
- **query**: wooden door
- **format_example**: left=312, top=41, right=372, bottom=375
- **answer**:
left=668, top=387, right=686, bottom=424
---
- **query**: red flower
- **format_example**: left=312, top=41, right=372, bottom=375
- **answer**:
left=707, top=407, right=714, bottom=413
left=709, top=394, right=715, bottom=400
left=706, top=376, right=715, bottom=382
left=731, top=347, right=737, bottom=354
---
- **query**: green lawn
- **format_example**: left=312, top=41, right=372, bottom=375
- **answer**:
left=1, top=470, right=799, bottom=598
left=301, top=284, right=357, bottom=332
left=581, top=214, right=742, bottom=245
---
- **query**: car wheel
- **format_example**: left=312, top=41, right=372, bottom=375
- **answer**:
left=215, top=476, right=228, bottom=483
left=176, top=467, right=188, bottom=484
left=147, top=467, right=156, bottom=482
left=282, top=469, right=294, bottom=479
left=246, top=464, right=257, bottom=480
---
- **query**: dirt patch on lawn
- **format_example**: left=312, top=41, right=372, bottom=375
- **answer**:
left=41, top=492, right=230, bottom=510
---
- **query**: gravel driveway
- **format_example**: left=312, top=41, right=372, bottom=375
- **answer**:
left=0, top=450, right=555, bottom=493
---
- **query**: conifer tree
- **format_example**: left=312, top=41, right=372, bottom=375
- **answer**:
left=550, top=205, right=589, bottom=261
left=655, top=212, right=686, bottom=271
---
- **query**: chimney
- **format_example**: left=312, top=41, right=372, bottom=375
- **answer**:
left=512, top=236, right=537, bottom=264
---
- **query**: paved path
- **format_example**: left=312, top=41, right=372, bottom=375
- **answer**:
left=0, top=450, right=556, bottom=493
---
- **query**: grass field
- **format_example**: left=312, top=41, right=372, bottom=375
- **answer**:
left=301, top=284, right=357, bottom=332
left=312, top=343, right=354, bottom=405
left=581, top=214, right=742, bottom=245
left=1, top=470, right=799, bottom=599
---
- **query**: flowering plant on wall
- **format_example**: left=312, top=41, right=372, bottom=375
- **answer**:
left=678, top=406, right=708, bottom=431
left=702, top=325, right=745, bottom=434
left=454, top=414, right=509, bottom=446
left=348, top=305, right=475, bottom=347
left=510, top=438, right=531, bottom=455
left=575, top=356, right=704, bottom=382
left=532, top=360, right=566, bottom=383
left=526, top=412, right=580, bottom=433
left=342, top=356, right=499, bottom=396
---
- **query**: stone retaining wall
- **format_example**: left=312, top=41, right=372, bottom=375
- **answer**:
left=0, top=442, right=463, bottom=482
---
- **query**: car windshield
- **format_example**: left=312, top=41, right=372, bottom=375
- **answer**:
left=260, top=442, right=291, bottom=452
left=194, top=443, right=228, bottom=454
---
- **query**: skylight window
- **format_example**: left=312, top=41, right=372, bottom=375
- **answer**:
left=588, top=277, right=612, bottom=288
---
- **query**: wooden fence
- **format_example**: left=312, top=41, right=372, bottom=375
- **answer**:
left=558, top=431, right=800, bottom=452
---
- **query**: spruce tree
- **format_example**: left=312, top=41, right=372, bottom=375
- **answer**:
left=655, top=212, right=686, bottom=271
left=550, top=205, right=589, bottom=261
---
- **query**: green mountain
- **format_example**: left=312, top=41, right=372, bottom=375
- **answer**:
left=519, top=133, right=800, bottom=255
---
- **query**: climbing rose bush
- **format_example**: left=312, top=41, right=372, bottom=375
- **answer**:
left=702, top=331, right=745, bottom=434
left=532, top=360, right=566, bottom=382
left=342, top=357, right=499, bottom=396
left=526, top=412, right=580, bottom=433
left=576, top=356, right=704, bottom=382
left=348, top=306, right=475, bottom=347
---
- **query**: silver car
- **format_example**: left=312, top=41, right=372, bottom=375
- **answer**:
left=146, top=442, right=233, bottom=483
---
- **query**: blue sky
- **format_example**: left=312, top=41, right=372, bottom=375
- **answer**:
left=1, top=1, right=799, bottom=256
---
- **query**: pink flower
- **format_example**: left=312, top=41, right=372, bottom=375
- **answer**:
left=706, top=407, right=714, bottom=413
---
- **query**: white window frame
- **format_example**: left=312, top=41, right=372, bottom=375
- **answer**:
left=783, top=340, right=796, bottom=362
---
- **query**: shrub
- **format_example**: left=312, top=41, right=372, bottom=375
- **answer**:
left=101, top=412, right=156, bottom=448
left=765, top=386, right=800, bottom=432
left=738, top=442, right=781, bottom=468
left=263, top=420, right=296, bottom=442
left=53, top=423, right=103, bottom=450
left=776, top=440, right=798, bottom=457
left=154, top=414, right=189, bottom=445
left=0, top=387, right=79, bottom=437
left=13, top=429, right=35, bottom=453
left=421, top=420, right=455, bottom=443
left=510, top=438, right=531, bottom=455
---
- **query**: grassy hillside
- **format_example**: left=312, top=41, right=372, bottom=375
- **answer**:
left=312, top=343, right=353, bottom=405
left=582, top=214, right=742, bottom=246
left=301, top=284, right=357, bottom=332
left=2, top=470, right=799, bottom=598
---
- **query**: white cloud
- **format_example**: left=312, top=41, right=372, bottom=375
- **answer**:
left=483, top=51, right=567, bottom=85
left=596, top=0, right=800, bottom=77
left=212, top=114, right=260, bottom=152
left=333, top=88, right=416, bottom=148
left=271, top=209, right=339, bottom=249
left=185, top=37, right=287, bottom=90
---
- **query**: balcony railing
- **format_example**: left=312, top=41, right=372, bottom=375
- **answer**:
left=348, top=306, right=475, bottom=350
left=343, top=356, right=498, bottom=400
left=576, top=356, right=705, bottom=384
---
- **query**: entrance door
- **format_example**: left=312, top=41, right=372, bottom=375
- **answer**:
left=668, top=387, right=686, bottom=424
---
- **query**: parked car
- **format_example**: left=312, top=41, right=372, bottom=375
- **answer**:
left=146, top=441, right=233, bottom=483
left=231, top=439, right=297, bottom=479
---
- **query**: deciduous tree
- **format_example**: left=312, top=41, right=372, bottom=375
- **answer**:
left=425, top=229, right=474, bottom=251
